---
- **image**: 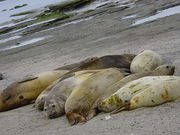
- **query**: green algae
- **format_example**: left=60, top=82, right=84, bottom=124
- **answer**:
left=47, top=0, right=93, bottom=12
left=84, top=9, right=94, bottom=14
left=10, top=4, right=28, bottom=10
left=99, top=94, right=123, bottom=112
left=11, top=10, right=36, bottom=17
left=14, top=4, right=28, bottom=9
left=2, top=9, right=7, bottom=12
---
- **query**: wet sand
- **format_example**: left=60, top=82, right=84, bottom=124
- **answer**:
left=0, top=0, right=180, bottom=134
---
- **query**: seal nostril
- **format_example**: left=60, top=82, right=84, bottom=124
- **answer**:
left=19, top=95, right=24, bottom=99
left=44, top=108, right=47, bottom=111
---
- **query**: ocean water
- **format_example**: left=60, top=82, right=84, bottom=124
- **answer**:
left=0, top=0, right=68, bottom=25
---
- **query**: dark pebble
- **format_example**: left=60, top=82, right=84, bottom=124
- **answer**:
left=0, top=73, right=3, bottom=80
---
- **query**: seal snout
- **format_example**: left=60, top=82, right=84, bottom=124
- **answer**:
left=164, top=65, right=175, bottom=75
left=170, top=65, right=175, bottom=73
left=44, top=104, right=57, bottom=119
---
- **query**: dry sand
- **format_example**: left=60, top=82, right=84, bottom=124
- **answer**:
left=0, top=0, right=180, bottom=134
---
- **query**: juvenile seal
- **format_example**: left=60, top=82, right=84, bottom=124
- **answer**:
left=112, top=76, right=180, bottom=113
left=98, top=65, right=175, bottom=113
left=65, top=68, right=127, bottom=125
left=43, top=70, right=99, bottom=119
left=35, top=79, right=60, bottom=111
left=0, top=70, right=69, bottom=112
left=130, top=50, right=162, bottom=73
left=35, top=70, right=101, bottom=111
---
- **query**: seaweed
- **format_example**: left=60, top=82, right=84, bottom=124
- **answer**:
left=14, top=4, right=28, bottom=9
left=11, top=10, right=35, bottom=17
left=84, top=9, right=94, bottom=14
left=47, top=0, right=94, bottom=12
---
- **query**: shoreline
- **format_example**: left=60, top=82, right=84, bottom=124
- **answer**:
left=0, top=0, right=180, bottom=134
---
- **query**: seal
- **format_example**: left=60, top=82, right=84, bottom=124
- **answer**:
left=65, top=68, right=127, bottom=125
left=56, top=54, right=136, bottom=73
left=130, top=50, right=162, bottom=73
left=35, top=70, right=101, bottom=111
left=112, top=76, right=180, bottom=113
left=0, top=70, right=69, bottom=112
left=43, top=70, right=99, bottom=119
left=35, top=79, right=60, bottom=111
left=55, top=57, right=98, bottom=70
left=98, top=65, right=175, bottom=113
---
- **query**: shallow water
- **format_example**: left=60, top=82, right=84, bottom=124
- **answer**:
left=133, top=5, right=180, bottom=26
left=0, top=36, right=52, bottom=51
left=60, top=16, right=94, bottom=27
left=29, top=19, right=56, bottom=27
left=122, top=14, right=137, bottom=19
left=0, top=0, right=68, bottom=25
left=0, top=0, right=134, bottom=40
left=0, top=23, right=15, bottom=29
left=41, top=16, right=94, bottom=33
left=1, top=18, right=55, bottom=35
left=0, top=35, right=21, bottom=44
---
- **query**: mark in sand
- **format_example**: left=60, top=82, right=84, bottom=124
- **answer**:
left=0, top=35, right=52, bottom=51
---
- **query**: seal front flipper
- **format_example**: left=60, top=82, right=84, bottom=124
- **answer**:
left=66, top=112, right=86, bottom=126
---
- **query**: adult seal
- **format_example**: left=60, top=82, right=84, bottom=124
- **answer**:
left=0, top=70, right=69, bottom=112
left=65, top=68, right=127, bottom=125
left=98, top=65, right=175, bottom=113
left=128, top=76, right=180, bottom=111
left=130, top=50, right=162, bottom=73
left=110, top=76, right=180, bottom=113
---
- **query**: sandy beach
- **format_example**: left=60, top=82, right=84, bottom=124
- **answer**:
left=0, top=0, right=180, bottom=134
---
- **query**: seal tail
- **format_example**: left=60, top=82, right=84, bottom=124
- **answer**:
left=110, top=104, right=130, bottom=114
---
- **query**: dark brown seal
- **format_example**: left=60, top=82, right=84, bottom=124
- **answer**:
left=56, top=54, right=136, bottom=73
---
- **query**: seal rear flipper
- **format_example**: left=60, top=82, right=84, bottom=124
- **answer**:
left=30, top=100, right=35, bottom=104
left=86, top=109, right=98, bottom=121
left=110, top=104, right=130, bottom=114
left=66, top=112, right=86, bottom=125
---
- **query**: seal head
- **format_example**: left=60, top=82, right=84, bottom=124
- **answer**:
left=44, top=98, right=65, bottom=119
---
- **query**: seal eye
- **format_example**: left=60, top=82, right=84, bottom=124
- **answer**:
left=44, top=108, right=47, bottom=111
left=52, top=104, right=55, bottom=108
left=166, top=66, right=169, bottom=68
